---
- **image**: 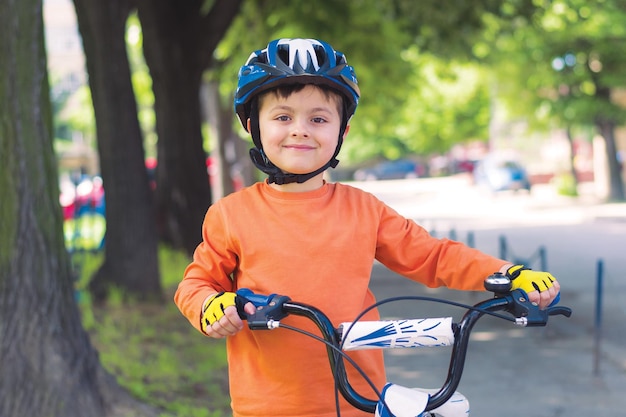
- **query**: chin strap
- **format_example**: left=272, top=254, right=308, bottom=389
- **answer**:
left=247, top=98, right=346, bottom=185
left=249, top=148, right=338, bottom=185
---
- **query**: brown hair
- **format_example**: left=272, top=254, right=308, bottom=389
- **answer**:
left=258, top=84, right=345, bottom=118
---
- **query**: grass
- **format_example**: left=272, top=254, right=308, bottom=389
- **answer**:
left=74, top=246, right=231, bottom=417
left=552, top=173, right=579, bottom=197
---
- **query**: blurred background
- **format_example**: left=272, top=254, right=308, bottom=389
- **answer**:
left=4, top=1, right=625, bottom=416
left=47, top=0, right=625, bottom=245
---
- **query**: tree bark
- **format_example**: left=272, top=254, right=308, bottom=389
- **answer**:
left=73, top=0, right=162, bottom=301
left=594, top=85, right=625, bottom=201
left=202, top=81, right=254, bottom=199
left=136, top=0, right=243, bottom=255
left=595, top=117, right=625, bottom=201
left=0, top=1, right=158, bottom=415
left=564, top=126, right=579, bottom=190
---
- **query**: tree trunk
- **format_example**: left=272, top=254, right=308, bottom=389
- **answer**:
left=0, top=1, right=158, bottom=415
left=593, top=85, right=625, bottom=201
left=564, top=125, right=579, bottom=190
left=595, top=117, right=625, bottom=201
left=202, top=81, right=254, bottom=199
left=136, top=0, right=242, bottom=255
left=73, top=0, right=162, bottom=301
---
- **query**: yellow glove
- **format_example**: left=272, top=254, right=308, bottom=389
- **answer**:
left=201, top=292, right=238, bottom=333
left=506, top=265, right=556, bottom=294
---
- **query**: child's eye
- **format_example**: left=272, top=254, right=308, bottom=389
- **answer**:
left=276, top=115, right=290, bottom=121
left=311, top=117, right=327, bottom=123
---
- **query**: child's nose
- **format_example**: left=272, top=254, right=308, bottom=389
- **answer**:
left=290, top=119, right=309, bottom=137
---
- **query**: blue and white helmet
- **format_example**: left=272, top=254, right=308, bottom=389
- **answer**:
left=234, top=38, right=360, bottom=131
left=234, top=38, right=360, bottom=185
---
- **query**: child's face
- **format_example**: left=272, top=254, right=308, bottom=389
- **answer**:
left=253, top=85, right=347, bottom=177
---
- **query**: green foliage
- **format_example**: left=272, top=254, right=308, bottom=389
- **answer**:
left=64, top=213, right=106, bottom=252
left=51, top=13, right=157, bottom=160
left=389, top=0, right=536, bottom=58
left=159, top=245, right=192, bottom=289
left=213, top=0, right=496, bottom=163
left=486, top=0, right=626, bottom=131
left=552, top=173, right=579, bottom=196
left=394, top=52, right=491, bottom=155
left=72, top=250, right=103, bottom=329
left=55, top=84, right=95, bottom=142
left=126, top=13, right=157, bottom=158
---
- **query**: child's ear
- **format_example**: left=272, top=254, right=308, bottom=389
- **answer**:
left=343, top=124, right=350, bottom=138
left=246, top=118, right=252, bottom=132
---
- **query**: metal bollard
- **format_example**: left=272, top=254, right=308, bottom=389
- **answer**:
left=467, top=231, right=475, bottom=248
left=593, top=259, right=604, bottom=376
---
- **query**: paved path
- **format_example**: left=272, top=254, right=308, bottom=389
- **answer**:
left=354, top=177, right=626, bottom=417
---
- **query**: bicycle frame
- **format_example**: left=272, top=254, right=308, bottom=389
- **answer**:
left=236, top=275, right=571, bottom=416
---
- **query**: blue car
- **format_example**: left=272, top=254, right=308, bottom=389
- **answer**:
left=473, top=156, right=531, bottom=192
left=353, top=159, right=422, bottom=181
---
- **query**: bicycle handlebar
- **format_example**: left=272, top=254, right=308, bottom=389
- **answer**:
left=235, top=274, right=571, bottom=414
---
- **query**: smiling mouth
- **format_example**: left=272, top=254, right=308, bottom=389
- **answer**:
left=284, top=144, right=315, bottom=150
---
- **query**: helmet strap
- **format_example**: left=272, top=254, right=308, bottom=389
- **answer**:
left=247, top=99, right=346, bottom=185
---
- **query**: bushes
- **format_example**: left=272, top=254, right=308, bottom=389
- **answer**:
left=552, top=173, right=578, bottom=197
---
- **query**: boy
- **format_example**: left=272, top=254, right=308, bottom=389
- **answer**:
left=175, top=38, right=560, bottom=417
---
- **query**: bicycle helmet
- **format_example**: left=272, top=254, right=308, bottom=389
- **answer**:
left=234, top=38, right=360, bottom=184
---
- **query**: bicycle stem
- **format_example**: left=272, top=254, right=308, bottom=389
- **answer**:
left=281, top=301, right=380, bottom=412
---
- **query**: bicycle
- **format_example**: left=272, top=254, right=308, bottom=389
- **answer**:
left=234, top=273, right=572, bottom=417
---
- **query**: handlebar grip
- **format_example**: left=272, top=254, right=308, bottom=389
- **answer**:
left=236, top=288, right=275, bottom=308
left=236, top=288, right=291, bottom=329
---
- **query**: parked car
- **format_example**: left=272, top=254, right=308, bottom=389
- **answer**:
left=473, top=156, right=531, bottom=192
left=353, top=159, right=422, bottom=181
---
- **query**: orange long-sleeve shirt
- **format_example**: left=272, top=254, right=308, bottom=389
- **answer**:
left=175, top=181, right=506, bottom=417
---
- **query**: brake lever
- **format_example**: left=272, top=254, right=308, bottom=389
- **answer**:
left=506, top=289, right=547, bottom=326
left=506, top=289, right=573, bottom=326
left=547, top=305, right=572, bottom=318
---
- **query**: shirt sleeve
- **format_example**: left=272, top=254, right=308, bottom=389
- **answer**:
left=374, top=203, right=507, bottom=291
left=174, top=201, right=238, bottom=333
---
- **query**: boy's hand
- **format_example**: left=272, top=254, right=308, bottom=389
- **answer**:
left=506, top=265, right=560, bottom=309
left=201, top=292, right=255, bottom=338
